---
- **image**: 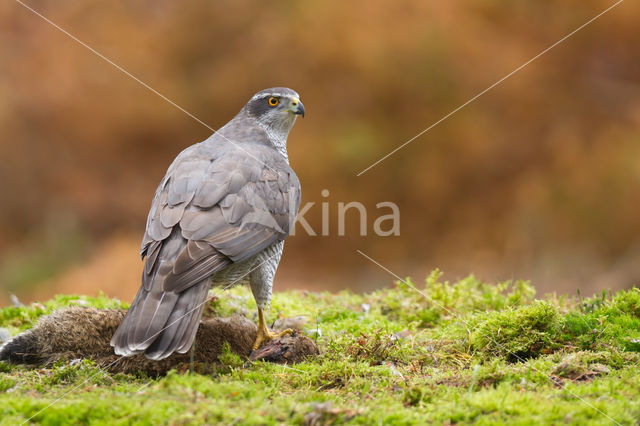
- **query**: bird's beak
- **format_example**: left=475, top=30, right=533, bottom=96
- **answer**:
left=290, top=98, right=305, bottom=118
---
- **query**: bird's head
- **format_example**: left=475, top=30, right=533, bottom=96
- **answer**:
left=244, top=87, right=305, bottom=138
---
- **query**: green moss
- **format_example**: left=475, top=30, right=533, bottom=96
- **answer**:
left=561, top=288, right=640, bottom=353
left=45, top=359, right=114, bottom=387
left=0, top=376, right=15, bottom=393
left=375, top=271, right=536, bottom=329
left=0, top=293, right=125, bottom=333
left=471, top=301, right=563, bottom=360
left=1, top=273, right=640, bottom=424
left=610, top=288, right=640, bottom=317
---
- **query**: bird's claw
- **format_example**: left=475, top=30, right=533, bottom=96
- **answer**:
left=252, top=327, right=293, bottom=350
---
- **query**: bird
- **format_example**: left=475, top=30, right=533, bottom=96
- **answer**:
left=110, top=87, right=304, bottom=360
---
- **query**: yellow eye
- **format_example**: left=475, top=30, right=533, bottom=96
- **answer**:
left=268, top=97, right=279, bottom=107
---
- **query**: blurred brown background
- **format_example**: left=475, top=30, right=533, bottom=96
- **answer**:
left=1, top=0, right=639, bottom=306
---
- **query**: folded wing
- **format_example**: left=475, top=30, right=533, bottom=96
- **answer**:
left=111, top=143, right=300, bottom=359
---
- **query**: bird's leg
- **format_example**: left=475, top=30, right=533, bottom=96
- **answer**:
left=252, top=306, right=293, bottom=350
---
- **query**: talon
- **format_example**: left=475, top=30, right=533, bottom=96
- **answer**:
left=252, top=307, right=293, bottom=350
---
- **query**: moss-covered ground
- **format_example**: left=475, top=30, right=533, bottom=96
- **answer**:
left=1, top=271, right=640, bottom=424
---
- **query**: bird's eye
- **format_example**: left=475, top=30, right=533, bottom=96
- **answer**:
left=268, top=97, right=279, bottom=107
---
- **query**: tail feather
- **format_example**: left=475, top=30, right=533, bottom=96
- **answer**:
left=111, top=273, right=212, bottom=360
left=177, top=281, right=210, bottom=352
left=109, top=286, right=142, bottom=351
left=144, top=280, right=209, bottom=359
left=130, top=290, right=179, bottom=350
left=111, top=226, right=231, bottom=360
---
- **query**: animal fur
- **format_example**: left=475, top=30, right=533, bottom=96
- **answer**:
left=0, top=307, right=319, bottom=376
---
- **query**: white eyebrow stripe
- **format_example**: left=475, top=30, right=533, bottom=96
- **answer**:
left=250, top=91, right=300, bottom=101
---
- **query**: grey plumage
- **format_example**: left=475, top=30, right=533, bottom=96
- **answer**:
left=111, top=87, right=304, bottom=360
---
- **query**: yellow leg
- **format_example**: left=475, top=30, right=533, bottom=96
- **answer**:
left=252, top=306, right=293, bottom=350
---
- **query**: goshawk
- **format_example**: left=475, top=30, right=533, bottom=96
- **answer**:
left=111, top=87, right=304, bottom=360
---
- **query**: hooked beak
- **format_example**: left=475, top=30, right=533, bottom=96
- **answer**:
left=290, top=98, right=305, bottom=118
